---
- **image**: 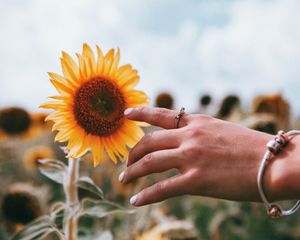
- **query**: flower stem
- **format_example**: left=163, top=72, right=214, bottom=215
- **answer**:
left=64, top=158, right=79, bottom=240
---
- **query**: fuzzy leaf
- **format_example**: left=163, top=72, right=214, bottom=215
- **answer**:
left=80, top=198, right=134, bottom=218
left=50, top=202, right=65, bottom=228
left=11, top=216, right=57, bottom=240
left=38, top=159, right=67, bottom=184
left=77, top=176, right=104, bottom=199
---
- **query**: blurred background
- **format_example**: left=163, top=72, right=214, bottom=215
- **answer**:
left=1, top=0, right=300, bottom=239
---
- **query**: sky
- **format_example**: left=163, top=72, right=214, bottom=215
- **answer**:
left=0, top=0, right=300, bottom=114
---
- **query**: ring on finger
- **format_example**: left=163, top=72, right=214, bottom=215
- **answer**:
left=175, top=107, right=186, bottom=128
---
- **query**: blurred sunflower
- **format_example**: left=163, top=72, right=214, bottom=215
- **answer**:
left=41, top=44, right=148, bottom=166
left=0, top=107, right=32, bottom=136
left=1, top=183, right=48, bottom=233
left=155, top=92, right=174, bottom=110
left=23, top=146, right=55, bottom=173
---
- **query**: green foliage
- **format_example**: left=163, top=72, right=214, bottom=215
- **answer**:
left=79, top=198, right=134, bottom=219
left=77, top=177, right=104, bottom=200
left=190, top=199, right=300, bottom=239
left=38, top=159, right=67, bottom=184
left=11, top=216, right=62, bottom=240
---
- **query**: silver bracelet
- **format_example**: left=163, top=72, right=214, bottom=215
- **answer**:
left=257, top=130, right=300, bottom=218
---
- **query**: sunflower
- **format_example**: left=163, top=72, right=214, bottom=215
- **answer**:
left=41, top=44, right=148, bottom=166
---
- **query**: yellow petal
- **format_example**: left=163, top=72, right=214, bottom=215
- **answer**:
left=109, top=48, right=120, bottom=76
left=121, top=121, right=144, bottom=148
left=120, top=75, right=140, bottom=89
left=76, top=53, right=88, bottom=81
left=52, top=121, right=76, bottom=132
left=103, top=49, right=114, bottom=77
left=61, top=58, right=80, bottom=84
left=125, top=90, right=149, bottom=108
left=82, top=43, right=96, bottom=75
left=62, top=51, right=79, bottom=70
left=66, top=131, right=85, bottom=157
left=61, top=51, right=80, bottom=82
left=96, top=45, right=104, bottom=75
left=68, top=134, right=90, bottom=158
left=45, top=112, right=73, bottom=123
left=50, top=79, right=74, bottom=96
left=92, top=138, right=104, bottom=167
left=54, top=129, right=73, bottom=142
left=109, top=135, right=127, bottom=158
left=114, top=64, right=132, bottom=79
left=40, top=101, right=67, bottom=110
left=48, top=72, right=68, bottom=84
left=102, top=137, right=117, bottom=164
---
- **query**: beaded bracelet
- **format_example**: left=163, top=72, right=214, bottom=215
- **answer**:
left=257, top=130, right=300, bottom=218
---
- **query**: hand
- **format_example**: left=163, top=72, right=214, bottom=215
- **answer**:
left=120, top=107, right=300, bottom=206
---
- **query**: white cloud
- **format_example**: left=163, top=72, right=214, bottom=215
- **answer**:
left=0, top=0, right=299, bottom=114
left=196, top=0, right=300, bottom=113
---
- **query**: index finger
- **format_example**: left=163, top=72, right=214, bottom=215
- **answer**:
left=124, top=106, right=189, bottom=129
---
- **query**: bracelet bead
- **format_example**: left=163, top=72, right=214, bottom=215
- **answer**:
left=267, top=204, right=282, bottom=219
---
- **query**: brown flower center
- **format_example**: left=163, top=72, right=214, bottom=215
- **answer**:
left=73, top=78, right=125, bottom=136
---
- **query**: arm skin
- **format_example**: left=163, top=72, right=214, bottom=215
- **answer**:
left=119, top=106, right=300, bottom=207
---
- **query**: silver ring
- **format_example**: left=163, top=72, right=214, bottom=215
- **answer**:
left=175, top=107, right=185, bottom=128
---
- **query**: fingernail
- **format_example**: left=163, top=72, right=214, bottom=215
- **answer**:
left=125, top=157, right=129, bottom=166
left=130, top=194, right=138, bottom=205
left=118, top=171, right=125, bottom=183
left=124, top=108, right=134, bottom=116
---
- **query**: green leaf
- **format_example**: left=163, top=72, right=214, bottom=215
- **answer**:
left=50, top=202, right=65, bottom=219
left=77, top=176, right=104, bottom=199
left=29, top=228, right=63, bottom=240
left=11, top=216, right=55, bottom=240
left=38, top=159, right=67, bottom=184
left=80, top=198, right=135, bottom=219
left=50, top=202, right=65, bottom=227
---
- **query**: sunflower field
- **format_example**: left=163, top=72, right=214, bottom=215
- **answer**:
left=1, top=1, right=300, bottom=239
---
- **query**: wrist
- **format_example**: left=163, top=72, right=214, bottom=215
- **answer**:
left=264, top=135, right=300, bottom=201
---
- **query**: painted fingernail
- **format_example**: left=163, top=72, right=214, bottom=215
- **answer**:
left=118, top=171, right=125, bottom=183
left=124, top=108, right=134, bottom=116
left=130, top=194, right=138, bottom=205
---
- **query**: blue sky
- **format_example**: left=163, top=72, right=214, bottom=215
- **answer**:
left=1, top=0, right=300, bottom=114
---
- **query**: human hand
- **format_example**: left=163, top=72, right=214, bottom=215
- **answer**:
left=119, top=107, right=300, bottom=206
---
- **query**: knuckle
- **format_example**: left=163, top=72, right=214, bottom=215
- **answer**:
left=191, top=114, right=214, bottom=127
left=135, top=106, right=148, bottom=119
left=181, top=144, right=203, bottom=158
left=136, top=106, right=146, bottom=114
left=154, top=181, right=165, bottom=194
left=142, top=153, right=154, bottom=167
left=188, top=127, right=205, bottom=138
left=145, top=131, right=154, bottom=141
left=198, top=114, right=214, bottom=122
